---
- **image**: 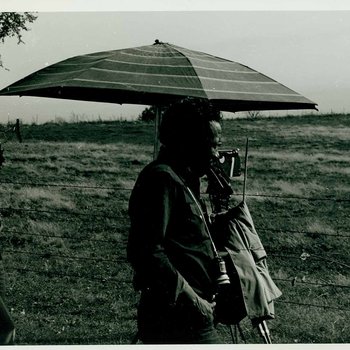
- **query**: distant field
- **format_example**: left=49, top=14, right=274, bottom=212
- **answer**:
left=0, top=113, right=349, bottom=344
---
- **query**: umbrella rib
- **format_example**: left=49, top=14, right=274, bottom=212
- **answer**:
left=46, top=59, right=261, bottom=75
left=37, top=68, right=92, bottom=76
left=104, top=59, right=259, bottom=74
left=88, top=67, right=280, bottom=85
left=123, top=49, right=239, bottom=66
left=70, top=78, right=303, bottom=97
left=59, top=57, right=261, bottom=75
left=3, top=79, right=304, bottom=98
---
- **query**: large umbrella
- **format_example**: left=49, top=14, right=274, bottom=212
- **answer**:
left=0, top=40, right=316, bottom=112
left=0, top=40, right=317, bottom=154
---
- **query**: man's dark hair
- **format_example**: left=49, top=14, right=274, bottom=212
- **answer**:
left=159, top=98, right=221, bottom=148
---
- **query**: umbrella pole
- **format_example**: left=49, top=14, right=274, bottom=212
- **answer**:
left=153, top=106, right=162, bottom=159
left=242, top=137, right=249, bottom=202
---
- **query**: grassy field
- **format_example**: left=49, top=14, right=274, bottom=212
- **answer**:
left=0, top=113, right=349, bottom=344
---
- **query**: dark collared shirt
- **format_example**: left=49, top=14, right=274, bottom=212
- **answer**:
left=127, top=155, right=217, bottom=305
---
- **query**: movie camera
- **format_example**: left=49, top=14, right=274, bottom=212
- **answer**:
left=207, top=149, right=241, bottom=213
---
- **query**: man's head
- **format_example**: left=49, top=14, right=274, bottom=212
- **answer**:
left=159, top=98, right=222, bottom=176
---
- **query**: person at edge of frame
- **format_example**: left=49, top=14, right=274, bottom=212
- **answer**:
left=127, top=98, right=225, bottom=344
left=0, top=215, right=16, bottom=345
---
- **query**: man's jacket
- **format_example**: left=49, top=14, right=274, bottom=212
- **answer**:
left=128, top=160, right=217, bottom=305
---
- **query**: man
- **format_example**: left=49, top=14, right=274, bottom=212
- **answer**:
left=127, top=98, right=223, bottom=344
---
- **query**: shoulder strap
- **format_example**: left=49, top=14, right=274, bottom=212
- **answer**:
left=182, top=180, right=220, bottom=258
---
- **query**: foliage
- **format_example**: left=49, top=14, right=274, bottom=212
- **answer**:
left=0, top=113, right=349, bottom=344
left=138, top=100, right=223, bottom=122
left=138, top=105, right=169, bottom=122
left=0, top=12, right=38, bottom=68
left=138, top=105, right=158, bottom=122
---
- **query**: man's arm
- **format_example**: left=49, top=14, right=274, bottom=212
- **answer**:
left=127, top=168, right=182, bottom=302
left=127, top=168, right=215, bottom=318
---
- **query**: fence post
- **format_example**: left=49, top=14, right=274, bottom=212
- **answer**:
left=15, top=119, right=22, bottom=143
left=243, top=138, right=249, bottom=202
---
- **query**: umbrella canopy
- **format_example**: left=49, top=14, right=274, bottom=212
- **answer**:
left=0, top=40, right=317, bottom=112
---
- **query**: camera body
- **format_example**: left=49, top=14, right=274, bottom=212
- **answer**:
left=218, top=149, right=241, bottom=178
left=207, top=148, right=241, bottom=213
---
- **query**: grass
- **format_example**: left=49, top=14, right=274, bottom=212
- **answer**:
left=0, top=113, right=349, bottom=344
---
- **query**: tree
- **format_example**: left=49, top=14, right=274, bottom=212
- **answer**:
left=138, top=105, right=158, bottom=122
left=139, top=100, right=224, bottom=122
left=0, top=12, right=38, bottom=68
left=138, top=105, right=169, bottom=122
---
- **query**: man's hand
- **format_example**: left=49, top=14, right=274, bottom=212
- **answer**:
left=181, top=279, right=216, bottom=323
left=193, top=294, right=216, bottom=323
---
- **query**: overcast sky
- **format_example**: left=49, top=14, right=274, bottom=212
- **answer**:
left=1, top=3, right=350, bottom=123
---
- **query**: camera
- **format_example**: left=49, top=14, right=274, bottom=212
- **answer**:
left=218, top=149, right=241, bottom=178
left=207, top=149, right=241, bottom=213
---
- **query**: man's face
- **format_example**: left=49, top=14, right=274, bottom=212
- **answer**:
left=190, top=120, right=222, bottom=176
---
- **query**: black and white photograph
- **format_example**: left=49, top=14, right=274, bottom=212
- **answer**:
left=0, top=0, right=349, bottom=346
